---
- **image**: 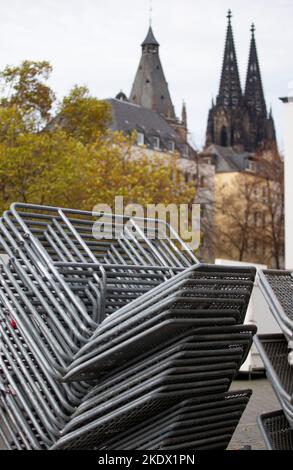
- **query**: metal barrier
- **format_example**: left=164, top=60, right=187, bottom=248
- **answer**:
left=0, top=203, right=256, bottom=450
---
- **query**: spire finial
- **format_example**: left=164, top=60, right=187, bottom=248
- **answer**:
left=251, top=23, right=255, bottom=36
left=149, top=0, right=153, bottom=27
left=227, top=9, right=232, bottom=23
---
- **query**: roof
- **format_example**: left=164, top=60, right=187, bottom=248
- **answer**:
left=107, top=99, right=177, bottom=138
left=203, top=144, right=252, bottom=173
left=107, top=98, right=186, bottom=153
left=141, top=27, right=160, bottom=47
left=130, top=26, right=175, bottom=119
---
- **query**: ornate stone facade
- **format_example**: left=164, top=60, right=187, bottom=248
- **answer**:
left=206, top=11, right=276, bottom=153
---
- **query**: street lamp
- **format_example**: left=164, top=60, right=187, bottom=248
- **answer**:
left=280, top=83, right=293, bottom=269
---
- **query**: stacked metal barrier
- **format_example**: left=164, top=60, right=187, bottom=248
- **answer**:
left=255, top=270, right=293, bottom=450
left=258, top=410, right=293, bottom=451
left=0, top=203, right=257, bottom=450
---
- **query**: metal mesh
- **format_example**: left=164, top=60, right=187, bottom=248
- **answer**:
left=259, top=411, right=293, bottom=450
left=0, top=203, right=256, bottom=450
left=263, top=271, right=293, bottom=321
left=259, top=337, right=293, bottom=396
left=101, top=390, right=251, bottom=450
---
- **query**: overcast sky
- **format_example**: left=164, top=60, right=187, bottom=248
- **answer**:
left=0, top=0, right=292, bottom=149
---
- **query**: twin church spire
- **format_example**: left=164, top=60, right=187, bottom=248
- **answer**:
left=127, top=11, right=276, bottom=153
left=207, top=10, right=276, bottom=152
left=217, top=10, right=242, bottom=108
left=245, top=23, right=267, bottom=117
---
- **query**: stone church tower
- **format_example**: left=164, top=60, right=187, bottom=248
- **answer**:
left=129, top=26, right=188, bottom=142
left=130, top=26, right=175, bottom=119
left=206, top=11, right=276, bottom=152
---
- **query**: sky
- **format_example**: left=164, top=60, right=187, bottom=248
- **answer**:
left=0, top=0, right=292, bottom=150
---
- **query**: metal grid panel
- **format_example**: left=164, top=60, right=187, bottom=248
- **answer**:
left=0, top=203, right=257, bottom=450
left=258, top=410, right=293, bottom=450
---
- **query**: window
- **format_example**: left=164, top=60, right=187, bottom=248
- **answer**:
left=137, top=132, right=144, bottom=146
left=221, top=126, right=228, bottom=147
left=183, top=145, right=189, bottom=157
left=183, top=172, right=196, bottom=184
left=168, top=141, right=175, bottom=153
left=247, top=161, right=256, bottom=172
left=152, top=137, right=160, bottom=150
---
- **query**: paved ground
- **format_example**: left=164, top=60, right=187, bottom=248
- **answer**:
left=228, top=376, right=280, bottom=450
left=0, top=376, right=280, bottom=451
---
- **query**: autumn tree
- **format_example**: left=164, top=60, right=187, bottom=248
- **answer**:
left=56, top=85, right=111, bottom=143
left=215, top=153, right=284, bottom=268
left=0, top=61, right=55, bottom=129
left=216, top=174, right=259, bottom=262
left=0, top=61, right=196, bottom=215
left=254, top=150, right=284, bottom=269
left=70, top=131, right=195, bottom=210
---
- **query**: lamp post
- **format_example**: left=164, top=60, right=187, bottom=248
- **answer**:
left=280, top=84, right=293, bottom=269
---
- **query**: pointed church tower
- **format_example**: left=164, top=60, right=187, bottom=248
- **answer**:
left=129, top=26, right=176, bottom=120
left=206, top=10, right=246, bottom=149
left=244, top=24, right=267, bottom=116
left=217, top=10, right=243, bottom=108
left=244, top=24, right=276, bottom=149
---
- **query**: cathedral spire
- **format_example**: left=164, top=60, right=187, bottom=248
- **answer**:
left=217, top=10, right=242, bottom=108
left=129, top=26, right=175, bottom=119
left=244, top=23, right=267, bottom=117
left=206, top=13, right=277, bottom=152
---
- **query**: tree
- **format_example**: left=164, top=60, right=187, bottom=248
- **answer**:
left=215, top=152, right=284, bottom=268
left=254, top=150, right=284, bottom=269
left=216, top=173, right=260, bottom=262
left=0, top=61, right=196, bottom=216
left=0, top=111, right=82, bottom=211
left=0, top=61, right=55, bottom=130
left=70, top=131, right=196, bottom=210
left=56, top=86, right=111, bottom=143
